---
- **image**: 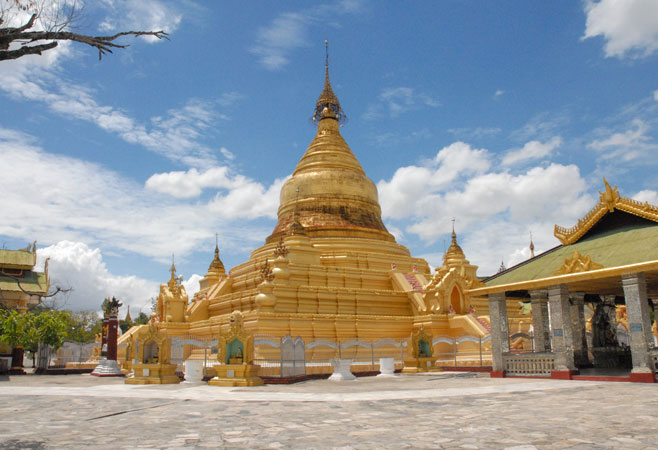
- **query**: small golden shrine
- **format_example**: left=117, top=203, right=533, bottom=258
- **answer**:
left=209, top=311, right=263, bottom=387
left=125, top=322, right=180, bottom=385
left=154, top=257, right=189, bottom=323
left=402, top=327, right=440, bottom=373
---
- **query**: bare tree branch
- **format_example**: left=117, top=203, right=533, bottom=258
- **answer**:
left=0, top=40, right=56, bottom=59
left=0, top=8, right=169, bottom=61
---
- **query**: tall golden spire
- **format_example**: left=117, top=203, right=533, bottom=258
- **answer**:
left=444, top=222, right=467, bottom=267
left=529, top=232, right=535, bottom=258
left=208, top=235, right=226, bottom=274
left=266, top=42, right=393, bottom=243
left=313, top=40, right=346, bottom=124
left=168, top=254, right=180, bottom=295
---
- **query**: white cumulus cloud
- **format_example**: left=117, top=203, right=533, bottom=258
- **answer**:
left=633, top=189, right=658, bottom=205
left=36, top=241, right=158, bottom=312
left=0, top=127, right=280, bottom=262
left=377, top=142, right=490, bottom=220
left=378, top=141, right=594, bottom=274
left=98, top=0, right=182, bottom=42
left=146, top=167, right=247, bottom=198
left=583, top=0, right=658, bottom=58
left=502, top=136, right=563, bottom=166
left=35, top=240, right=201, bottom=313
left=588, top=119, right=657, bottom=161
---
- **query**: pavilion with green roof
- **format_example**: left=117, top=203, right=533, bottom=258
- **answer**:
left=0, top=242, right=50, bottom=372
left=467, top=180, right=658, bottom=383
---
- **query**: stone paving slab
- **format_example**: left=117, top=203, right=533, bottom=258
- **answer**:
left=0, top=374, right=657, bottom=449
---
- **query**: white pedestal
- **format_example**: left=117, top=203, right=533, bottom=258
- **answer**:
left=377, top=357, right=397, bottom=377
left=91, top=358, right=124, bottom=377
left=328, top=358, right=356, bottom=381
left=183, top=360, right=204, bottom=384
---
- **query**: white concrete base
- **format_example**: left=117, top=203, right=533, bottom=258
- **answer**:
left=329, top=359, right=356, bottom=381
left=377, top=357, right=397, bottom=377
left=183, top=360, right=204, bottom=384
left=91, top=359, right=124, bottom=377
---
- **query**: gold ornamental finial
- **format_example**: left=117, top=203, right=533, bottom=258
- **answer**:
left=313, top=40, right=346, bottom=124
left=529, top=232, right=535, bottom=258
left=170, top=254, right=176, bottom=279
left=599, top=177, right=619, bottom=212
left=168, top=254, right=181, bottom=295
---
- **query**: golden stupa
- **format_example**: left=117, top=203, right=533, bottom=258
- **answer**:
left=123, top=49, right=504, bottom=375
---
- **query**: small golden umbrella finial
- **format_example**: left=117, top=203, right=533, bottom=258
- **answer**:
left=313, top=40, right=346, bottom=124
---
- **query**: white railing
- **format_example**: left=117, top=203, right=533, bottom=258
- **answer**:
left=432, top=334, right=492, bottom=367
left=503, top=352, right=554, bottom=376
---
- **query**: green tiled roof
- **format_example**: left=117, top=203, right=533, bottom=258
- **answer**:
left=0, top=249, right=36, bottom=269
left=0, top=271, right=48, bottom=295
left=485, top=220, right=658, bottom=287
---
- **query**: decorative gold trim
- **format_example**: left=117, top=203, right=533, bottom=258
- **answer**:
left=554, top=178, right=658, bottom=245
left=553, top=250, right=604, bottom=275
left=466, top=259, right=658, bottom=297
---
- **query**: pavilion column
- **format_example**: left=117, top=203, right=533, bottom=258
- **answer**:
left=488, top=292, right=510, bottom=375
left=529, top=290, right=550, bottom=352
left=569, top=292, right=589, bottom=367
left=548, top=284, right=576, bottom=372
left=621, top=273, right=655, bottom=379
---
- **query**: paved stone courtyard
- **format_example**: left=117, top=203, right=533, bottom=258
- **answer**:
left=0, top=373, right=657, bottom=449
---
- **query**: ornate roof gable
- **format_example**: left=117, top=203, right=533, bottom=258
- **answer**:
left=554, top=178, right=658, bottom=245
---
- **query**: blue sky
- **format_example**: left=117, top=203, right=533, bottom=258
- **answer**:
left=2, top=0, right=658, bottom=314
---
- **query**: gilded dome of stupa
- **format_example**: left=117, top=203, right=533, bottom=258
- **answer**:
left=267, top=45, right=393, bottom=243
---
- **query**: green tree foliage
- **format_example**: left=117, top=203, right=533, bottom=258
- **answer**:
left=0, top=308, right=70, bottom=351
left=134, top=312, right=150, bottom=325
left=119, top=319, right=132, bottom=334
left=65, top=311, right=102, bottom=343
left=0, top=309, right=29, bottom=348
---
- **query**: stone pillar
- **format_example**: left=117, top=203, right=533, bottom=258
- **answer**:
left=488, top=292, right=510, bottom=376
left=548, top=284, right=576, bottom=374
left=569, top=292, right=589, bottom=367
left=101, top=315, right=109, bottom=357
left=529, top=290, right=550, bottom=352
left=107, top=311, right=119, bottom=361
left=621, top=273, right=655, bottom=381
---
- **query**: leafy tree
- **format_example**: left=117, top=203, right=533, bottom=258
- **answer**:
left=0, top=308, right=69, bottom=350
left=0, top=0, right=168, bottom=61
left=119, top=318, right=132, bottom=334
left=31, top=310, right=68, bottom=349
left=134, top=312, right=150, bottom=325
left=64, top=311, right=101, bottom=343
left=0, top=308, right=29, bottom=349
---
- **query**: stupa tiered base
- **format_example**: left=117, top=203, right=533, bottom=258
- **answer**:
left=208, top=364, right=263, bottom=387
left=91, top=358, right=124, bottom=377
left=125, top=363, right=180, bottom=384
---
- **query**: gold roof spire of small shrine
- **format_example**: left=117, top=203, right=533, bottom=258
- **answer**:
left=208, top=234, right=226, bottom=274
left=443, top=220, right=466, bottom=266
left=168, top=254, right=181, bottom=295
